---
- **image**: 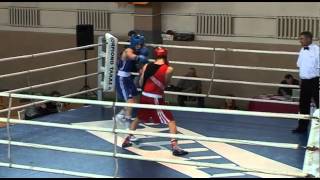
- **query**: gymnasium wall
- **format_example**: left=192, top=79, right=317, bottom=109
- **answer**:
left=0, top=2, right=318, bottom=109
left=0, top=30, right=300, bottom=109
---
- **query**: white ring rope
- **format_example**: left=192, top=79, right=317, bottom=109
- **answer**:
left=118, top=41, right=299, bottom=55
left=0, top=93, right=311, bottom=120
left=131, top=72, right=300, bottom=89
left=214, top=64, right=299, bottom=73
left=207, top=93, right=298, bottom=105
left=0, top=162, right=112, bottom=178
left=0, top=139, right=113, bottom=159
left=222, top=48, right=299, bottom=55
left=163, top=91, right=299, bottom=105
left=0, top=87, right=100, bottom=114
left=0, top=42, right=298, bottom=74
left=135, top=76, right=300, bottom=107
left=0, top=44, right=102, bottom=63
left=0, top=40, right=313, bottom=178
left=112, top=101, right=119, bottom=178
left=0, top=42, right=302, bottom=108
left=0, top=116, right=307, bottom=177
left=5, top=94, right=13, bottom=167
left=123, top=41, right=300, bottom=94
left=212, top=78, right=299, bottom=88
left=0, top=42, right=299, bottom=99
left=0, top=44, right=312, bottom=175
left=116, top=101, right=310, bottom=120
left=4, top=72, right=99, bottom=94
left=115, top=153, right=306, bottom=178
left=0, top=118, right=302, bottom=149
left=207, top=49, right=216, bottom=96
left=148, top=59, right=299, bottom=73
left=0, top=140, right=307, bottom=178
left=0, top=42, right=300, bottom=94
left=0, top=57, right=99, bottom=79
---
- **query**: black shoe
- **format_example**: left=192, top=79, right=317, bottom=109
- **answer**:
left=292, top=128, right=307, bottom=134
left=172, top=148, right=189, bottom=156
left=122, top=136, right=133, bottom=148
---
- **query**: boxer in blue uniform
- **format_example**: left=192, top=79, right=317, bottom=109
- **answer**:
left=131, top=38, right=149, bottom=84
left=129, top=36, right=149, bottom=127
left=115, top=34, right=148, bottom=134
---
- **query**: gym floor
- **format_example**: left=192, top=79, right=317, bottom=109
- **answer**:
left=0, top=105, right=308, bottom=178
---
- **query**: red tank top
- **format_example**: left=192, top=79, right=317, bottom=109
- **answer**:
left=143, top=64, right=169, bottom=96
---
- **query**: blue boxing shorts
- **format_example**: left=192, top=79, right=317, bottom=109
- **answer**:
left=116, top=75, right=138, bottom=101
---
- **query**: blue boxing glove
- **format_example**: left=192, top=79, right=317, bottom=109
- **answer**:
left=135, top=55, right=148, bottom=65
left=138, top=47, right=149, bottom=57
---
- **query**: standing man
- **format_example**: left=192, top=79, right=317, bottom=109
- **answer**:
left=115, top=34, right=148, bottom=131
left=125, top=30, right=149, bottom=81
left=176, top=67, right=205, bottom=108
left=122, top=47, right=188, bottom=156
left=293, top=31, right=319, bottom=134
left=277, top=74, right=300, bottom=97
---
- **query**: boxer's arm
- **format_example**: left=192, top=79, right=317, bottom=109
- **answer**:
left=165, top=67, right=174, bottom=86
left=121, top=48, right=137, bottom=60
left=139, top=47, right=149, bottom=57
left=122, top=48, right=147, bottom=64
left=139, top=64, right=148, bottom=87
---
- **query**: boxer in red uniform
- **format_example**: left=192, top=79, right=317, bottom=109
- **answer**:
left=122, top=47, right=188, bottom=157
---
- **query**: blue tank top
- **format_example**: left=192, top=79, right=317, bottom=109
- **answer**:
left=117, top=47, right=149, bottom=73
left=117, top=58, right=134, bottom=72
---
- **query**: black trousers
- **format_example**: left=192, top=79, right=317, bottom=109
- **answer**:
left=298, top=77, right=319, bottom=130
left=178, top=95, right=205, bottom=108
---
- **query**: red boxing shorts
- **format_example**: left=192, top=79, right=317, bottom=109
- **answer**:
left=137, top=95, right=174, bottom=124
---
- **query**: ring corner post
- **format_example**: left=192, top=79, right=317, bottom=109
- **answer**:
left=97, top=35, right=105, bottom=101
left=98, top=33, right=118, bottom=104
left=302, top=109, right=320, bottom=178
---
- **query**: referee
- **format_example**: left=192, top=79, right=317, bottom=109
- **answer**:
left=292, top=31, right=319, bottom=134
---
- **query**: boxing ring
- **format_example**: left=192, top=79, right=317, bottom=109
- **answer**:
left=0, top=33, right=318, bottom=178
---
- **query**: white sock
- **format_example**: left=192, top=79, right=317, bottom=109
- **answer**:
left=118, top=109, right=125, bottom=116
left=124, top=116, right=132, bottom=129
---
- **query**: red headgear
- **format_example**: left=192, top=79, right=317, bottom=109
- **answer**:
left=154, top=47, right=169, bottom=64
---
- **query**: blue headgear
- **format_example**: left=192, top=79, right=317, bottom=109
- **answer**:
left=130, top=34, right=145, bottom=50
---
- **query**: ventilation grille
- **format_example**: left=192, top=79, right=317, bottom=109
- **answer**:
left=277, top=16, right=320, bottom=40
left=77, top=10, right=110, bottom=31
left=9, top=7, right=40, bottom=27
left=196, top=14, right=233, bottom=36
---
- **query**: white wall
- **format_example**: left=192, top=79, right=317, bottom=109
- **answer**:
left=0, top=2, right=319, bottom=44
left=161, top=15, right=196, bottom=33
left=161, top=2, right=320, bottom=17
left=0, top=2, right=135, bottom=36
left=0, top=2, right=134, bottom=11
left=161, top=2, right=320, bottom=45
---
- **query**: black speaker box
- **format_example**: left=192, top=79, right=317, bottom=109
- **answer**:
left=173, top=33, right=195, bottom=41
left=76, top=24, right=94, bottom=50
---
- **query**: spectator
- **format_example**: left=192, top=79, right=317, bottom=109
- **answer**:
left=166, top=30, right=176, bottom=36
left=278, top=74, right=299, bottom=97
left=293, top=31, right=319, bottom=134
left=221, top=94, right=238, bottom=110
left=124, top=30, right=148, bottom=84
left=44, top=91, right=63, bottom=113
left=176, top=68, right=205, bottom=107
left=128, top=30, right=137, bottom=38
left=25, top=93, right=47, bottom=120
left=125, top=30, right=137, bottom=49
left=25, top=91, right=62, bottom=120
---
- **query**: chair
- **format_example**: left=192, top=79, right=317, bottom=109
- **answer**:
left=292, top=89, right=300, bottom=102
left=57, top=102, right=64, bottom=112
left=18, top=109, right=25, bottom=120
left=0, top=96, right=5, bottom=109
left=185, top=96, right=198, bottom=107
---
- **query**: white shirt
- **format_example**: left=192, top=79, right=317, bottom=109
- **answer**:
left=297, top=43, right=320, bottom=79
